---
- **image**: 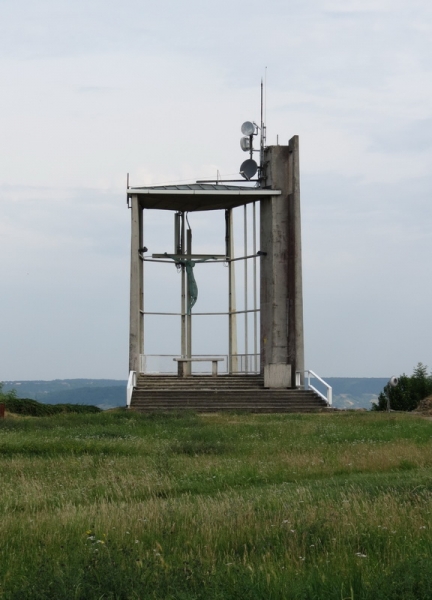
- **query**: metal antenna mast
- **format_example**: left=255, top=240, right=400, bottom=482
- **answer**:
left=260, top=78, right=264, bottom=176
left=259, top=73, right=267, bottom=183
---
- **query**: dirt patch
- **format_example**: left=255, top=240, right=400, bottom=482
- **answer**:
left=412, top=396, right=432, bottom=416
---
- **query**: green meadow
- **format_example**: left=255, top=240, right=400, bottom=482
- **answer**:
left=1, top=410, right=432, bottom=599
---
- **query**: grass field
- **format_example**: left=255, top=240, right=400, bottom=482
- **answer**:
left=1, top=410, right=432, bottom=599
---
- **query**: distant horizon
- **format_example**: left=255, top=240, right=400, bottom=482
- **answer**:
left=2, top=375, right=393, bottom=383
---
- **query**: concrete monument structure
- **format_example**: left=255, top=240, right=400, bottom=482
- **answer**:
left=126, top=136, right=331, bottom=412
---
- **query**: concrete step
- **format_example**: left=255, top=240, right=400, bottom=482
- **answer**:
left=131, top=375, right=327, bottom=414
left=130, top=381, right=328, bottom=412
left=133, top=388, right=314, bottom=394
left=135, top=387, right=270, bottom=392
left=133, top=392, right=321, bottom=397
left=130, top=405, right=327, bottom=413
left=132, top=398, right=326, bottom=404
left=132, top=403, right=325, bottom=409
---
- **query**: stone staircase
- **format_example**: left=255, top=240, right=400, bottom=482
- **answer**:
left=129, top=374, right=329, bottom=413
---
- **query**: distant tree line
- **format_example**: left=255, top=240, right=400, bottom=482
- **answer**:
left=0, top=383, right=101, bottom=416
left=372, top=363, right=432, bottom=412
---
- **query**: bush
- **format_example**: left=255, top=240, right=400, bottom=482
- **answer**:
left=372, top=363, right=432, bottom=412
left=0, top=383, right=101, bottom=416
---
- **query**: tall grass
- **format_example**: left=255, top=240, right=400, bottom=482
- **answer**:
left=1, top=411, right=432, bottom=598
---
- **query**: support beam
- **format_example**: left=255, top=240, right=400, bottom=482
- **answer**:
left=181, top=212, right=187, bottom=362
left=186, top=227, right=192, bottom=375
left=152, top=254, right=225, bottom=260
left=260, top=137, right=304, bottom=387
left=129, top=195, right=144, bottom=373
left=252, top=202, right=258, bottom=374
left=226, top=209, right=238, bottom=374
left=244, top=204, right=248, bottom=373
left=287, top=136, right=305, bottom=384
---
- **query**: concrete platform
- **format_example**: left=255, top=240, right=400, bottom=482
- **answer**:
left=130, top=375, right=329, bottom=413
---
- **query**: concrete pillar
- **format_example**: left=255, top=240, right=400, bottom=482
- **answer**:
left=129, top=195, right=144, bottom=373
left=186, top=228, right=192, bottom=375
left=181, top=212, right=187, bottom=360
left=260, top=137, right=305, bottom=387
left=288, top=136, right=305, bottom=384
left=226, top=209, right=238, bottom=374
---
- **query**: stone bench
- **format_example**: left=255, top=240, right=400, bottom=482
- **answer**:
left=173, top=357, right=225, bottom=377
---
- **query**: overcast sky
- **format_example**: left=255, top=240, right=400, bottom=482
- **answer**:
left=1, top=0, right=431, bottom=380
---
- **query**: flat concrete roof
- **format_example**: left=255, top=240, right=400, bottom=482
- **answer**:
left=127, top=183, right=281, bottom=212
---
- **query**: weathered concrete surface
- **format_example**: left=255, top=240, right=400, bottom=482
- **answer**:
left=260, top=138, right=305, bottom=386
left=264, top=363, right=292, bottom=388
left=128, top=195, right=144, bottom=373
left=130, top=374, right=329, bottom=413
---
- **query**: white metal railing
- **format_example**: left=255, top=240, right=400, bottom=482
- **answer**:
left=301, top=370, right=332, bottom=406
left=126, top=370, right=136, bottom=408
left=139, top=354, right=261, bottom=375
left=232, top=353, right=260, bottom=374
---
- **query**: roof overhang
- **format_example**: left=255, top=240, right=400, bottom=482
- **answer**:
left=127, top=184, right=281, bottom=212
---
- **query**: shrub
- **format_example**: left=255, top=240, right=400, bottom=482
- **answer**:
left=372, top=363, right=432, bottom=412
left=0, top=383, right=100, bottom=416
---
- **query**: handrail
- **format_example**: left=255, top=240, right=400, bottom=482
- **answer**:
left=303, top=370, right=332, bottom=406
left=139, top=309, right=260, bottom=316
left=231, top=353, right=260, bottom=374
left=126, top=370, right=136, bottom=408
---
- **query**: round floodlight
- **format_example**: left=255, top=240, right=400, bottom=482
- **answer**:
left=240, top=159, right=258, bottom=180
left=389, top=376, right=399, bottom=388
left=241, top=121, right=255, bottom=136
left=240, top=136, right=251, bottom=152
